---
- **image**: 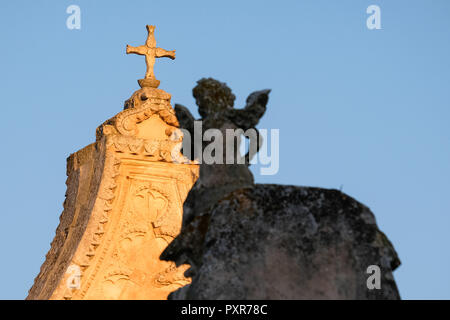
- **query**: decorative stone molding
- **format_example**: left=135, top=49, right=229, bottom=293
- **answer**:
left=27, top=86, right=199, bottom=300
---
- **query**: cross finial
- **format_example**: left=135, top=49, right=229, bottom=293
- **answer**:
left=126, top=25, right=176, bottom=88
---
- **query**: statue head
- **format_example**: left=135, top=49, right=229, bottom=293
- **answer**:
left=193, top=78, right=236, bottom=118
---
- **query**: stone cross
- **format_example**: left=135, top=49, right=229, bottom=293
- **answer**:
left=126, top=25, right=176, bottom=88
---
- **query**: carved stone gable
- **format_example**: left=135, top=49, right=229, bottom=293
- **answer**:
left=28, top=86, right=198, bottom=300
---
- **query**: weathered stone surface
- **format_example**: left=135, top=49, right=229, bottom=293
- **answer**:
left=27, top=26, right=199, bottom=300
left=163, top=184, right=401, bottom=299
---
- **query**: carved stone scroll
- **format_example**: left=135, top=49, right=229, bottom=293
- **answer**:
left=27, top=86, right=198, bottom=300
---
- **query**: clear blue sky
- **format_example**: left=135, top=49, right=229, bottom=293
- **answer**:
left=0, top=0, right=449, bottom=299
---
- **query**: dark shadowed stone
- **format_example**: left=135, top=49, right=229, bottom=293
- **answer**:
left=174, top=78, right=270, bottom=227
left=162, top=184, right=401, bottom=300
left=162, top=78, right=401, bottom=300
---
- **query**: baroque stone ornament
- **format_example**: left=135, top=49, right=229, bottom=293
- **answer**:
left=27, top=25, right=198, bottom=300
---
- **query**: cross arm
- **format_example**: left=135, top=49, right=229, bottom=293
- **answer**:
left=155, top=48, right=176, bottom=60
left=126, top=45, right=147, bottom=55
